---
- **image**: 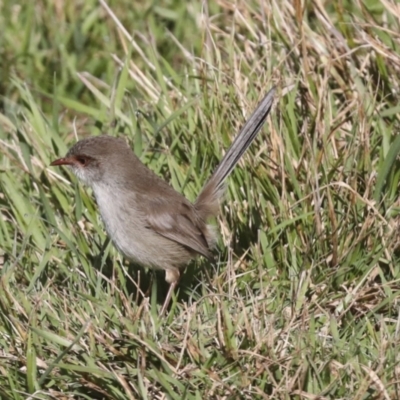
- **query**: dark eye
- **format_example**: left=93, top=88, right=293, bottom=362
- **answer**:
left=76, top=156, right=88, bottom=166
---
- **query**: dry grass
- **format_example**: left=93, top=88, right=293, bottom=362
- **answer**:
left=1, top=0, right=400, bottom=398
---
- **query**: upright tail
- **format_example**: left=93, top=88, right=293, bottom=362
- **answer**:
left=195, top=87, right=275, bottom=219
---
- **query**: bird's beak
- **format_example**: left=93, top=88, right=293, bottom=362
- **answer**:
left=50, top=157, right=75, bottom=166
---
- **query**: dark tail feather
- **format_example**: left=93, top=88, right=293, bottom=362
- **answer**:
left=195, top=87, right=275, bottom=218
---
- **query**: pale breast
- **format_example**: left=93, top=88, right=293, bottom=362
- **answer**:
left=92, top=182, right=192, bottom=269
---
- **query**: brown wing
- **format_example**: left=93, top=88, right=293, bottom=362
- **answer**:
left=144, top=196, right=213, bottom=261
left=126, top=160, right=213, bottom=261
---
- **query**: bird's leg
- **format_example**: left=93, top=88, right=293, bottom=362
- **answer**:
left=160, top=269, right=180, bottom=315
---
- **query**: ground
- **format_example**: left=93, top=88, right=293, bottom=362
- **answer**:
left=0, top=0, right=399, bottom=398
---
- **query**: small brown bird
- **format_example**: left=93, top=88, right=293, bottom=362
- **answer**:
left=51, top=87, right=275, bottom=313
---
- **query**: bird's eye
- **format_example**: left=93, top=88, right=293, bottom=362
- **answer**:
left=76, top=156, right=88, bottom=166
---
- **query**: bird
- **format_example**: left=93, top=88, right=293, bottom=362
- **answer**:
left=51, top=87, right=275, bottom=313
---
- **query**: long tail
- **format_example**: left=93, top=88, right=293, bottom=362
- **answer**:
left=195, top=87, right=275, bottom=218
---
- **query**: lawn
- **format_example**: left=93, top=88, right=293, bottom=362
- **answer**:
left=1, top=0, right=399, bottom=398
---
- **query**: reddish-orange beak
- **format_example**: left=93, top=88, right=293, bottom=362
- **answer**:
left=50, top=157, right=75, bottom=166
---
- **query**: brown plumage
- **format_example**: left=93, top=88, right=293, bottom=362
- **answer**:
left=51, top=87, right=275, bottom=313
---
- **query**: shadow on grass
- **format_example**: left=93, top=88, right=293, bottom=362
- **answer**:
left=89, top=248, right=209, bottom=311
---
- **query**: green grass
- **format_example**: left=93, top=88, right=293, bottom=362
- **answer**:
left=1, top=0, right=400, bottom=398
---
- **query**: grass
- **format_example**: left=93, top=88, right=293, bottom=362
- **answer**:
left=1, top=0, right=400, bottom=398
